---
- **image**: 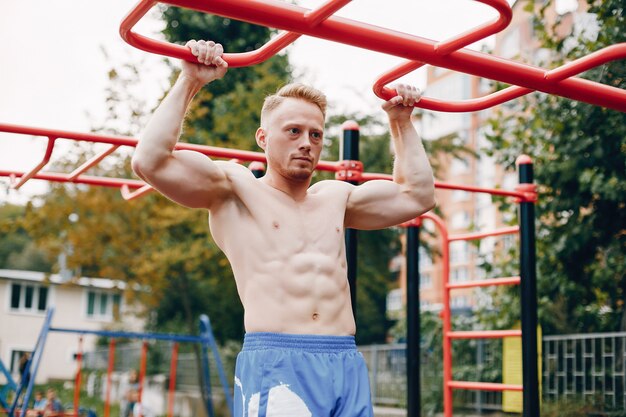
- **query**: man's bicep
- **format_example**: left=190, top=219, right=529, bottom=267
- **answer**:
left=138, top=150, right=232, bottom=209
left=345, top=180, right=423, bottom=230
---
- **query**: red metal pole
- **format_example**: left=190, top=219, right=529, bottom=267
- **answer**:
left=138, top=341, right=148, bottom=417
left=74, top=337, right=83, bottom=417
left=104, top=339, right=116, bottom=417
left=166, top=343, right=179, bottom=417
left=420, top=213, right=453, bottom=417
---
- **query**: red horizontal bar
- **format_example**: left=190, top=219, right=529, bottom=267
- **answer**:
left=449, top=226, right=519, bottom=241
left=0, top=170, right=146, bottom=189
left=448, top=330, right=522, bottom=339
left=448, top=381, right=523, bottom=392
left=0, top=122, right=340, bottom=173
left=447, top=276, right=520, bottom=290
left=360, top=172, right=525, bottom=198
left=120, top=0, right=626, bottom=113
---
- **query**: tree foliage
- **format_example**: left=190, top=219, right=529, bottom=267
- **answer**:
left=485, top=0, right=625, bottom=333
left=161, top=7, right=292, bottom=149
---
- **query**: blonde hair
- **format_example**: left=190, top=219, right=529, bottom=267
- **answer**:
left=260, top=83, right=327, bottom=127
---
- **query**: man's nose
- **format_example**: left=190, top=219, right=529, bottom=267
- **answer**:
left=298, top=134, right=312, bottom=150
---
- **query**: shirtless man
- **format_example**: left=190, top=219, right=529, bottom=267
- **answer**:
left=132, top=40, right=435, bottom=417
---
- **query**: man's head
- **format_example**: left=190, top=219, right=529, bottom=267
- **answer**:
left=35, top=391, right=44, bottom=400
left=256, top=84, right=327, bottom=181
left=260, top=83, right=327, bottom=128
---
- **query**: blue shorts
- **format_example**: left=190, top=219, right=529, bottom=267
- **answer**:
left=234, top=332, right=374, bottom=417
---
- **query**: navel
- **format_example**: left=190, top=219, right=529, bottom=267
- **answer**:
left=335, top=226, right=341, bottom=233
left=272, top=221, right=280, bottom=229
left=312, top=312, right=319, bottom=320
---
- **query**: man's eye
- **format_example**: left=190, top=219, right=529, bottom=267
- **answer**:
left=289, top=128, right=299, bottom=134
left=311, top=132, right=322, bottom=139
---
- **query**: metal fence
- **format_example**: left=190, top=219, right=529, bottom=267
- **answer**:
left=83, top=332, right=626, bottom=413
left=83, top=341, right=236, bottom=393
left=361, top=332, right=626, bottom=413
left=543, top=332, right=626, bottom=410
left=359, top=339, right=503, bottom=413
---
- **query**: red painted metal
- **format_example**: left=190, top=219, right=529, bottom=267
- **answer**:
left=448, top=381, right=523, bottom=392
left=1, top=123, right=530, bottom=200
left=419, top=209, right=526, bottom=417
left=0, top=123, right=336, bottom=194
left=120, top=0, right=626, bottom=113
left=166, top=342, right=179, bottom=417
left=419, top=213, right=453, bottom=416
left=104, top=339, right=116, bottom=417
left=447, top=276, right=520, bottom=290
left=121, top=184, right=154, bottom=201
left=449, top=330, right=523, bottom=339
left=74, top=337, right=83, bottom=417
left=138, top=341, right=148, bottom=415
left=360, top=171, right=527, bottom=199
left=0, top=170, right=146, bottom=189
left=449, top=225, right=519, bottom=242
left=10, top=136, right=57, bottom=190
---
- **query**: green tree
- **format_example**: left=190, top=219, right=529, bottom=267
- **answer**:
left=161, top=7, right=292, bottom=149
left=485, top=0, right=625, bottom=333
left=0, top=203, right=51, bottom=271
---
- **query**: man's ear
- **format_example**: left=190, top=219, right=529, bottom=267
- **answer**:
left=255, top=127, right=267, bottom=150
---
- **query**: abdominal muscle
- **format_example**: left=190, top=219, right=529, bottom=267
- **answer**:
left=239, top=251, right=356, bottom=335
left=209, top=175, right=357, bottom=336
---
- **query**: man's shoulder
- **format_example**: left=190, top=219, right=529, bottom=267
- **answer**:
left=309, top=179, right=354, bottom=194
left=214, top=160, right=256, bottom=177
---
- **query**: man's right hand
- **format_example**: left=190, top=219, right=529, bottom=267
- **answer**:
left=182, top=40, right=228, bottom=84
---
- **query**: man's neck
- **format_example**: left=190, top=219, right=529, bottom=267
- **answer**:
left=261, top=171, right=311, bottom=201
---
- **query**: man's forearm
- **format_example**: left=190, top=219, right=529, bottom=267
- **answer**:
left=133, top=75, right=205, bottom=171
left=390, top=119, right=435, bottom=201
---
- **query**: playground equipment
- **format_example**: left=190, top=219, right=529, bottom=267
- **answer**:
left=0, top=359, right=17, bottom=411
left=0, top=120, right=539, bottom=417
left=119, top=0, right=626, bottom=113
left=3, top=1, right=623, bottom=416
left=8, top=308, right=232, bottom=417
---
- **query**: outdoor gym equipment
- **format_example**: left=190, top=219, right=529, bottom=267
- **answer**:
left=119, top=0, right=626, bottom=113
left=8, top=308, right=232, bottom=417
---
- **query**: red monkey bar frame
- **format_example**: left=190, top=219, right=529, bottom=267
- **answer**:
left=0, top=122, right=534, bottom=202
left=119, top=0, right=626, bottom=113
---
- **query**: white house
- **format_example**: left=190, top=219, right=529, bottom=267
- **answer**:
left=0, top=269, right=145, bottom=384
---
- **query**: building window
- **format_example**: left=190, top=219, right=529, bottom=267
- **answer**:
left=10, top=283, right=48, bottom=314
left=451, top=296, right=470, bottom=309
left=420, top=273, right=432, bottom=289
left=501, top=26, right=521, bottom=58
left=502, top=234, right=517, bottom=251
left=450, top=157, right=471, bottom=175
left=452, top=190, right=471, bottom=202
left=86, top=290, right=121, bottom=320
left=450, top=267, right=469, bottom=283
left=451, top=211, right=471, bottom=230
left=450, top=241, right=470, bottom=264
left=386, top=288, right=403, bottom=319
left=418, top=247, right=432, bottom=269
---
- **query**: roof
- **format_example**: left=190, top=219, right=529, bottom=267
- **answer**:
left=0, top=269, right=126, bottom=290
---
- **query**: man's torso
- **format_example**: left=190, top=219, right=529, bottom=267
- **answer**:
left=209, top=163, right=356, bottom=335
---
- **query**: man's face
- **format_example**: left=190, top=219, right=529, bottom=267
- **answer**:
left=257, top=98, right=324, bottom=181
